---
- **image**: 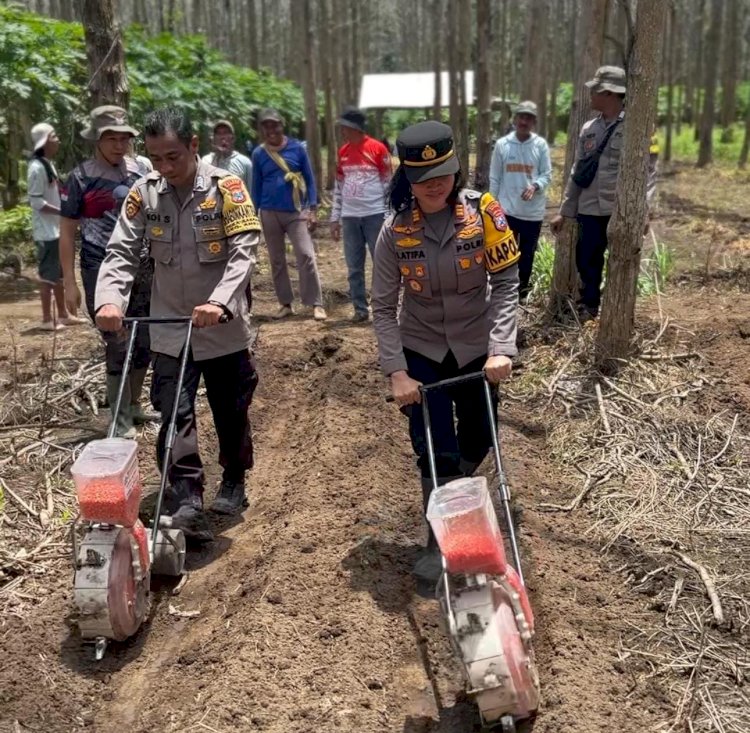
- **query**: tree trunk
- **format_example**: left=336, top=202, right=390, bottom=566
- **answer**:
left=300, top=0, right=322, bottom=189
left=432, top=0, right=443, bottom=119
left=319, top=0, right=338, bottom=189
left=456, top=0, right=471, bottom=177
left=81, top=0, right=129, bottom=109
left=447, top=0, right=461, bottom=157
left=475, top=0, right=492, bottom=189
left=684, top=0, right=704, bottom=127
left=2, top=108, right=21, bottom=209
left=247, top=0, right=258, bottom=69
left=739, top=97, right=750, bottom=169
left=547, top=0, right=565, bottom=143
left=664, top=3, right=676, bottom=162
left=697, top=0, right=722, bottom=167
left=522, top=0, right=548, bottom=106
left=719, top=0, right=739, bottom=139
left=548, top=0, right=607, bottom=317
left=596, top=0, right=668, bottom=371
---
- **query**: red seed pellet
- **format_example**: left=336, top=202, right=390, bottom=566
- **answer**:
left=78, top=476, right=142, bottom=527
left=440, top=531, right=507, bottom=575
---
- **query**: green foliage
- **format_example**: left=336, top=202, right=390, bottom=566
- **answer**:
left=526, top=236, right=675, bottom=302
left=528, top=236, right=555, bottom=301
left=637, top=237, right=674, bottom=296
left=0, top=5, right=304, bottom=176
left=126, top=28, right=304, bottom=145
left=0, top=204, right=33, bottom=255
left=666, top=124, right=745, bottom=164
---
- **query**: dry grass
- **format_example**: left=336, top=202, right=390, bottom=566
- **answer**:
left=0, top=322, right=104, bottom=617
left=511, top=310, right=750, bottom=732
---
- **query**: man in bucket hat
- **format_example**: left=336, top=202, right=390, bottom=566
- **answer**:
left=330, top=106, right=392, bottom=322
left=551, top=66, right=656, bottom=320
left=59, top=105, right=157, bottom=438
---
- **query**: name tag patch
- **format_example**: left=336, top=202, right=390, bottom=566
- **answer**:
left=484, top=232, right=520, bottom=273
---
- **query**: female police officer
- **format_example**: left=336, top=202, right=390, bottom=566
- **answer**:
left=371, top=121, right=520, bottom=583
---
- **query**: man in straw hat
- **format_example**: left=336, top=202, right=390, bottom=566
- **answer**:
left=60, top=105, right=156, bottom=438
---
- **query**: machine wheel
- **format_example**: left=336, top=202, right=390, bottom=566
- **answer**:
left=150, top=528, right=186, bottom=577
left=500, top=715, right=516, bottom=732
left=108, top=527, right=149, bottom=640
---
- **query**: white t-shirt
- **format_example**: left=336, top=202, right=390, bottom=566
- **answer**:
left=28, top=158, right=60, bottom=241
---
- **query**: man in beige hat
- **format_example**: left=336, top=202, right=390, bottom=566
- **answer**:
left=551, top=66, right=656, bottom=320
left=59, top=105, right=156, bottom=438
left=27, top=122, right=85, bottom=330
left=202, top=119, right=253, bottom=193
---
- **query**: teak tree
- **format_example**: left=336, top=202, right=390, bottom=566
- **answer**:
left=596, top=0, right=668, bottom=371
left=81, top=0, right=129, bottom=109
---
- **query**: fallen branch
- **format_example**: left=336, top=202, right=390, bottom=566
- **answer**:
left=671, top=550, right=725, bottom=626
left=595, top=382, right=612, bottom=434
left=539, top=470, right=613, bottom=512
left=639, top=352, right=700, bottom=362
left=0, top=478, right=39, bottom=518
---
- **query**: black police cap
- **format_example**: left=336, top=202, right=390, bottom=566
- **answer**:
left=396, top=121, right=460, bottom=183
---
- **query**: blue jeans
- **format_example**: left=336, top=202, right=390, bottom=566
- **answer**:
left=342, top=214, right=385, bottom=315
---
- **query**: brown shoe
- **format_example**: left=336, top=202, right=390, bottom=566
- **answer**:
left=313, top=306, right=327, bottom=321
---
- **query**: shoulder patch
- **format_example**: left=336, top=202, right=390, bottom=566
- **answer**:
left=479, top=192, right=519, bottom=273
left=219, top=175, right=248, bottom=205
left=479, top=192, right=508, bottom=233
left=125, top=188, right=142, bottom=219
left=219, top=177, right=260, bottom=235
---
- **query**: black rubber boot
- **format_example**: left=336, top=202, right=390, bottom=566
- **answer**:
left=129, top=367, right=160, bottom=425
left=210, top=479, right=248, bottom=515
left=169, top=479, right=213, bottom=542
left=413, top=475, right=462, bottom=586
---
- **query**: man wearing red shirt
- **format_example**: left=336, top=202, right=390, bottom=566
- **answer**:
left=330, top=108, right=391, bottom=322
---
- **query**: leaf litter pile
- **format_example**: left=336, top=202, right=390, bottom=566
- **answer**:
left=511, top=311, right=749, bottom=733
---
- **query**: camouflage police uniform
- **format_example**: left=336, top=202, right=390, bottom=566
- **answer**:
left=96, top=159, right=261, bottom=537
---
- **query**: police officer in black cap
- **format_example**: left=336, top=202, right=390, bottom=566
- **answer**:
left=371, top=121, right=520, bottom=584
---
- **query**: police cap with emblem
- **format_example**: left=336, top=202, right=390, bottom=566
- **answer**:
left=396, top=121, right=460, bottom=184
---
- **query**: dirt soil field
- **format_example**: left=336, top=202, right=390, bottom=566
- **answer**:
left=1, top=164, right=748, bottom=733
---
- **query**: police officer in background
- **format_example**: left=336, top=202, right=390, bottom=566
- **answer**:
left=551, top=66, right=656, bottom=320
left=372, top=121, right=519, bottom=584
left=95, top=107, right=261, bottom=541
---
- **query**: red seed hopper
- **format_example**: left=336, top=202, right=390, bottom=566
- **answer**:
left=70, top=318, right=196, bottom=659
left=422, top=374, right=540, bottom=731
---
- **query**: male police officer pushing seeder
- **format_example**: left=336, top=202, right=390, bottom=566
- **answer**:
left=95, top=107, right=261, bottom=541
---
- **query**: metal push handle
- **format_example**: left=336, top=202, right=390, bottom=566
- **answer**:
left=419, top=371, right=526, bottom=585
left=120, top=316, right=207, bottom=560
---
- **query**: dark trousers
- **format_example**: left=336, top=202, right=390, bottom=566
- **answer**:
left=506, top=214, right=543, bottom=299
left=81, top=262, right=152, bottom=374
left=576, top=214, right=611, bottom=314
left=151, top=348, right=259, bottom=489
left=403, top=348, right=497, bottom=481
